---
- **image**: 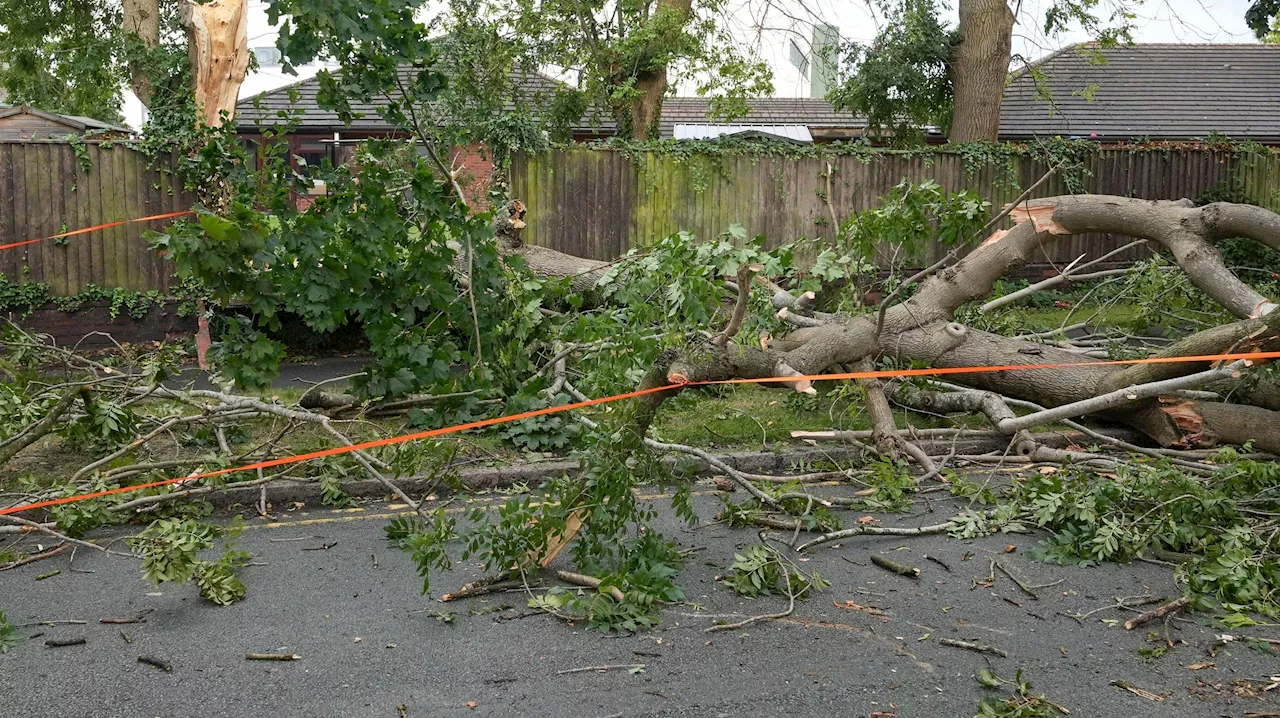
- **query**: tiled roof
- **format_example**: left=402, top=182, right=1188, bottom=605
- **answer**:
left=235, top=66, right=569, bottom=132
left=234, top=68, right=865, bottom=137
left=235, top=44, right=1280, bottom=142
left=1000, top=43, right=1280, bottom=142
left=659, top=97, right=865, bottom=137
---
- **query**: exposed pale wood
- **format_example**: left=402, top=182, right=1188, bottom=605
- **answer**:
left=181, top=0, right=250, bottom=128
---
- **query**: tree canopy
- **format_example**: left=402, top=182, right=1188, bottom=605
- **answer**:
left=0, top=1, right=126, bottom=121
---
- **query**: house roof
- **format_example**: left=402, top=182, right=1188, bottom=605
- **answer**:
left=1000, top=43, right=1280, bottom=142
left=234, top=67, right=867, bottom=138
left=235, top=66, right=570, bottom=132
left=660, top=98, right=865, bottom=138
left=0, top=105, right=133, bottom=135
left=234, top=43, right=1280, bottom=143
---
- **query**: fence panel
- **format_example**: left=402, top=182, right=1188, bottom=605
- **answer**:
left=0, top=140, right=194, bottom=296
left=510, top=147, right=1280, bottom=265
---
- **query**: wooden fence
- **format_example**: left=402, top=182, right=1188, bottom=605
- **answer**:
left=0, top=140, right=193, bottom=295
left=510, top=147, right=1280, bottom=264
left=6, top=142, right=1280, bottom=298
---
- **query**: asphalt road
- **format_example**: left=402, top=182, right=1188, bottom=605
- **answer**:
left=3, top=486, right=1278, bottom=718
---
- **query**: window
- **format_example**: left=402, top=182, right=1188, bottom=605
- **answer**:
left=253, top=47, right=281, bottom=67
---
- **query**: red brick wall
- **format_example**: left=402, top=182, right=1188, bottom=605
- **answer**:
left=450, top=143, right=495, bottom=210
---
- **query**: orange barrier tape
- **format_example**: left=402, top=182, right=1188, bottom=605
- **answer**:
left=2, top=348, right=1278, bottom=517
left=0, top=210, right=193, bottom=252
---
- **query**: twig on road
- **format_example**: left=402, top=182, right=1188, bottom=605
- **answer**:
left=1124, top=596, right=1191, bottom=630
left=138, top=655, right=173, bottom=672
left=870, top=555, right=920, bottom=578
left=939, top=637, right=1008, bottom=658
left=246, top=652, right=301, bottom=661
left=0, top=543, right=68, bottom=571
left=45, top=637, right=87, bottom=648
left=556, top=664, right=645, bottom=675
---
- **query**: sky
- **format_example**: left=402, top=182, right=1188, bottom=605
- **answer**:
left=122, top=0, right=1262, bottom=128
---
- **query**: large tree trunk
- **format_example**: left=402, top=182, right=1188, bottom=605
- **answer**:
left=180, top=0, right=250, bottom=128
left=612, top=0, right=694, bottom=140
left=949, top=0, right=1014, bottom=142
left=629, top=68, right=670, bottom=141
left=489, top=194, right=1280, bottom=452
left=122, top=0, right=161, bottom=108
left=615, top=196, right=1280, bottom=451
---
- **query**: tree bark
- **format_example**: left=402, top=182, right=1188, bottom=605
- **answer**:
left=180, top=0, right=250, bottom=128
left=612, top=0, right=694, bottom=140
left=949, top=0, right=1014, bottom=142
left=621, top=196, right=1280, bottom=451
left=122, top=0, right=161, bottom=108
left=489, top=200, right=613, bottom=294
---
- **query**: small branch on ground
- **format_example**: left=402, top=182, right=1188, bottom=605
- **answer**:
left=138, top=655, right=174, bottom=672
left=556, top=664, right=645, bottom=675
left=440, top=577, right=523, bottom=602
left=0, top=543, right=68, bottom=571
left=796, top=520, right=957, bottom=552
left=554, top=570, right=626, bottom=603
left=870, top=555, right=920, bottom=578
left=939, top=637, right=1007, bottom=657
left=246, top=652, right=300, bottom=661
left=1124, top=596, right=1192, bottom=630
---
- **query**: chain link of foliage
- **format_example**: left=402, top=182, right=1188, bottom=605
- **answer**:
left=583, top=136, right=1125, bottom=199
left=0, top=276, right=170, bottom=321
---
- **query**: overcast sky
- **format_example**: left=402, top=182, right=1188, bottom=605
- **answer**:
left=124, top=0, right=1262, bottom=127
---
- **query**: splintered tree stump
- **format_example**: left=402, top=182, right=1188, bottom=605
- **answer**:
left=181, top=0, right=250, bottom=128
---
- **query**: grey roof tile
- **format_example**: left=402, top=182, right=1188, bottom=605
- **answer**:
left=235, top=44, right=1280, bottom=142
left=999, top=43, right=1280, bottom=141
left=234, top=68, right=865, bottom=137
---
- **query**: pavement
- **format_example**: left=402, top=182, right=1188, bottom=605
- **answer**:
left=3, top=486, right=1278, bottom=718
left=171, top=355, right=371, bottom=391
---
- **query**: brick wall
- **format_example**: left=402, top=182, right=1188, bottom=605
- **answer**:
left=9, top=301, right=197, bottom=348
left=451, top=143, right=495, bottom=210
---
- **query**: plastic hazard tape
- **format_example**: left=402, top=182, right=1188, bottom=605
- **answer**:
left=0, top=210, right=193, bottom=252
left=2, top=348, right=1278, bottom=517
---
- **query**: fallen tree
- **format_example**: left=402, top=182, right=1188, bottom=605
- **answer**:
left=5, top=183, right=1280, bottom=631
left=486, top=195, right=1280, bottom=455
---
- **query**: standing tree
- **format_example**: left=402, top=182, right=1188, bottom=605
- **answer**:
left=0, top=0, right=247, bottom=129
left=831, top=0, right=1139, bottom=143
left=950, top=0, right=1014, bottom=142
left=472, top=0, right=774, bottom=139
